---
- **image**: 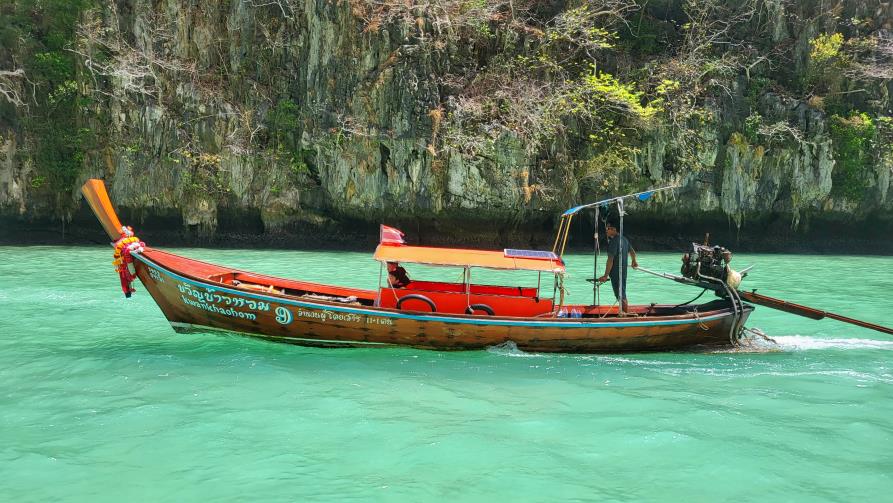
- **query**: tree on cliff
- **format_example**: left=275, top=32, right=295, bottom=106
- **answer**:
left=0, top=68, right=26, bottom=108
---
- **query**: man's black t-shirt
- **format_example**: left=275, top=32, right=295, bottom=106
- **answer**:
left=606, top=234, right=631, bottom=281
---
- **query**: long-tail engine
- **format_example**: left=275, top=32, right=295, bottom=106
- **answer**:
left=681, top=243, right=742, bottom=288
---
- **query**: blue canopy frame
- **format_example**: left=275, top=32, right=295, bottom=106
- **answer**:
left=561, top=185, right=677, bottom=217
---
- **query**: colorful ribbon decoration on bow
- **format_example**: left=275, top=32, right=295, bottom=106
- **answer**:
left=112, top=226, right=145, bottom=298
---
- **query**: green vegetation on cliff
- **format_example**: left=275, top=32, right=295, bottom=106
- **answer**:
left=1, top=0, right=891, bottom=240
left=1, top=0, right=96, bottom=206
left=829, top=112, right=875, bottom=200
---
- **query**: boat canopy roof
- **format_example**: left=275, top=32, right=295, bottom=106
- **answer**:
left=373, top=245, right=565, bottom=273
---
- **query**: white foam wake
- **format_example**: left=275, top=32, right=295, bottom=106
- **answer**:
left=771, top=335, right=893, bottom=351
left=486, top=341, right=541, bottom=357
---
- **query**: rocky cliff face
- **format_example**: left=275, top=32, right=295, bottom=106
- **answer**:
left=1, top=0, right=892, bottom=249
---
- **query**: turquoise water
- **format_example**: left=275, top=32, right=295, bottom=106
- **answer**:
left=1, top=246, right=891, bottom=501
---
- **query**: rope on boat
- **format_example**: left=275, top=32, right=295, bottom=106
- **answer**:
left=689, top=308, right=708, bottom=330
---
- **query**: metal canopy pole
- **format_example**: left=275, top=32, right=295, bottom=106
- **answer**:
left=552, top=216, right=566, bottom=254
left=375, top=262, right=383, bottom=307
left=465, top=266, right=471, bottom=309
left=593, top=206, right=600, bottom=306
left=618, top=198, right=625, bottom=315
left=559, top=214, right=574, bottom=258
left=558, top=274, right=565, bottom=313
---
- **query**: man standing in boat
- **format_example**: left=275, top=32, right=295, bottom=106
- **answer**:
left=597, top=221, right=638, bottom=314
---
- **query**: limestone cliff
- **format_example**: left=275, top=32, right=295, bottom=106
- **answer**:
left=1, top=0, right=891, bottom=249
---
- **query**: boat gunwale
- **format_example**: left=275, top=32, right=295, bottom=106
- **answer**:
left=138, top=250, right=748, bottom=328
left=144, top=247, right=377, bottom=297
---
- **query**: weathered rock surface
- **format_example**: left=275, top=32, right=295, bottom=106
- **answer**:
left=1, top=0, right=891, bottom=250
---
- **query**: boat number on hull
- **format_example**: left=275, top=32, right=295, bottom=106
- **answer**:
left=275, top=306, right=293, bottom=325
left=274, top=306, right=394, bottom=326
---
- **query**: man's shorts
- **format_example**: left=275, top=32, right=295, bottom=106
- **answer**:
left=610, top=272, right=627, bottom=301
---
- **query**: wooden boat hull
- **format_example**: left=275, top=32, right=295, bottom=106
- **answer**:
left=132, top=249, right=752, bottom=353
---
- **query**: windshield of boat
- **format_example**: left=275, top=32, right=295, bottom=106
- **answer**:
left=379, top=263, right=552, bottom=297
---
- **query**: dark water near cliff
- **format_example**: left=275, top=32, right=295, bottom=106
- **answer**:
left=5, top=207, right=893, bottom=254
left=1, top=246, right=891, bottom=501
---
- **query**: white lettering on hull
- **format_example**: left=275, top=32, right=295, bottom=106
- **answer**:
left=180, top=295, right=257, bottom=320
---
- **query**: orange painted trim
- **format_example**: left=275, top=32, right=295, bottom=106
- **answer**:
left=80, top=179, right=123, bottom=240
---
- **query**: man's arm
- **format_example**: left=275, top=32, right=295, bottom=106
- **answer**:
left=598, top=256, right=614, bottom=283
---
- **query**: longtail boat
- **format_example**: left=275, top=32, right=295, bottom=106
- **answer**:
left=80, top=180, right=891, bottom=352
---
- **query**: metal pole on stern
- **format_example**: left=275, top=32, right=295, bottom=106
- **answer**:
left=552, top=216, right=566, bottom=255
left=465, top=266, right=471, bottom=310
left=375, top=262, right=383, bottom=307
left=618, top=198, right=625, bottom=315
left=593, top=206, right=600, bottom=306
